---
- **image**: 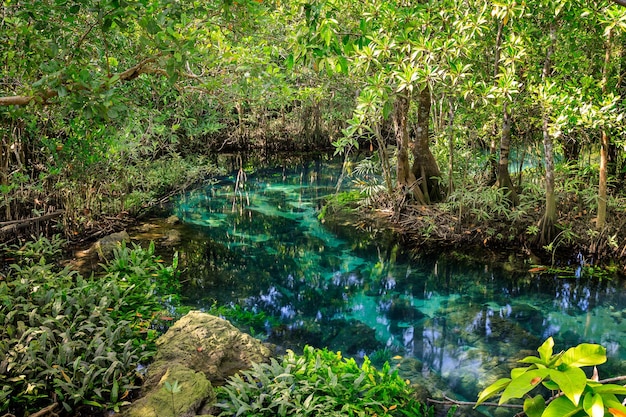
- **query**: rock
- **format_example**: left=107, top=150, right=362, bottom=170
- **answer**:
left=93, top=230, right=130, bottom=261
left=123, top=364, right=213, bottom=417
left=165, top=215, right=181, bottom=225
left=72, top=230, right=130, bottom=271
left=123, top=311, right=273, bottom=417
left=146, top=311, right=274, bottom=388
left=162, top=229, right=182, bottom=246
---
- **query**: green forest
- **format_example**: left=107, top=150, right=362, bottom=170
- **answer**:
left=3, top=0, right=626, bottom=259
left=2, top=0, right=626, bottom=416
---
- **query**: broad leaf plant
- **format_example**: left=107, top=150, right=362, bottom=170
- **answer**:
left=476, top=337, right=626, bottom=417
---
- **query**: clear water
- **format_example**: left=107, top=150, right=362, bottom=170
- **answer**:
left=173, top=156, right=626, bottom=415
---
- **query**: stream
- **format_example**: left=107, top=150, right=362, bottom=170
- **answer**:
left=152, top=154, right=626, bottom=416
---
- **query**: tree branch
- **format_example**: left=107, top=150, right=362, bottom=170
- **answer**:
left=0, top=56, right=162, bottom=107
left=610, top=0, right=626, bottom=6
left=0, top=210, right=65, bottom=235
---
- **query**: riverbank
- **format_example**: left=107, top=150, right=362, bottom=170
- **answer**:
left=333, top=193, right=626, bottom=277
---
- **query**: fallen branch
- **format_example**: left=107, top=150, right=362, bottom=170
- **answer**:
left=0, top=210, right=64, bottom=235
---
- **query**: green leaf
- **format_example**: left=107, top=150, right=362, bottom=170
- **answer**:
left=475, top=378, right=510, bottom=407
left=518, top=356, right=544, bottom=365
left=146, top=18, right=161, bottom=35
left=604, top=394, right=626, bottom=416
left=499, top=369, right=549, bottom=404
left=561, top=344, right=606, bottom=368
left=591, top=384, right=626, bottom=396
left=111, top=379, right=119, bottom=403
left=583, top=392, right=604, bottom=417
left=511, top=367, right=531, bottom=378
left=523, top=395, right=546, bottom=417
left=285, top=54, right=294, bottom=71
left=549, top=366, right=586, bottom=406
left=542, top=396, right=581, bottom=417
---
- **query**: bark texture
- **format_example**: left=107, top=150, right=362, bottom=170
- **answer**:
left=597, top=30, right=612, bottom=230
left=538, top=24, right=557, bottom=246
left=411, top=86, right=443, bottom=203
left=496, top=102, right=519, bottom=206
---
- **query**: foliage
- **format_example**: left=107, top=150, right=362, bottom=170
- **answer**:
left=0, top=236, right=178, bottom=415
left=207, top=303, right=280, bottom=338
left=476, top=337, right=626, bottom=417
left=215, top=345, right=432, bottom=417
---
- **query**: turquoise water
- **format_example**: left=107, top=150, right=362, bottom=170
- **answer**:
left=173, top=156, right=626, bottom=414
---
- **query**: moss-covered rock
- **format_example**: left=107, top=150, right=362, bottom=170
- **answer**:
left=145, top=311, right=273, bottom=389
left=93, top=230, right=130, bottom=261
left=123, top=364, right=213, bottom=417
left=123, top=311, right=274, bottom=417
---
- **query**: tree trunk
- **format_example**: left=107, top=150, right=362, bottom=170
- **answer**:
left=496, top=102, right=519, bottom=206
left=538, top=24, right=557, bottom=246
left=374, top=123, right=394, bottom=194
left=394, top=94, right=414, bottom=189
left=394, top=93, right=426, bottom=204
left=487, top=19, right=506, bottom=184
left=410, top=86, right=443, bottom=203
left=598, top=130, right=608, bottom=229
left=597, top=29, right=612, bottom=230
left=447, top=99, right=456, bottom=194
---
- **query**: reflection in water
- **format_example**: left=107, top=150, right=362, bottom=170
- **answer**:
left=173, top=156, right=626, bottom=414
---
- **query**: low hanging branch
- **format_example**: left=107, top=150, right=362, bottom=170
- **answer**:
left=0, top=56, right=161, bottom=107
left=611, top=0, right=626, bottom=6
left=0, top=210, right=65, bottom=236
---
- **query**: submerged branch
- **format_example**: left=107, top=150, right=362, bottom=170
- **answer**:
left=427, top=395, right=523, bottom=409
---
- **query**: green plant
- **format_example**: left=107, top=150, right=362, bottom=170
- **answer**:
left=103, top=240, right=181, bottom=319
left=476, top=337, right=626, bottom=417
left=207, top=303, right=279, bottom=337
left=543, top=226, right=579, bottom=266
left=0, top=236, right=179, bottom=415
left=216, top=346, right=433, bottom=417
left=3, top=234, right=66, bottom=264
left=164, top=379, right=182, bottom=416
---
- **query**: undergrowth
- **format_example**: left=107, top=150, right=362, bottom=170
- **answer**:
left=215, top=345, right=433, bottom=417
left=0, top=236, right=179, bottom=415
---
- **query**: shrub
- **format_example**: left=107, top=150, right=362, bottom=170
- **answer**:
left=0, top=236, right=178, bottom=415
left=215, top=345, right=433, bottom=417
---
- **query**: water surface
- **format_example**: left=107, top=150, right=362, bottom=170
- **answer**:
left=173, top=156, right=626, bottom=415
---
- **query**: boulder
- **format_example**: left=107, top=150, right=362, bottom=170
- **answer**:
left=165, top=215, right=181, bottom=225
left=72, top=230, right=130, bottom=271
left=123, top=311, right=273, bottom=417
left=93, top=230, right=130, bottom=261
left=162, top=229, right=182, bottom=246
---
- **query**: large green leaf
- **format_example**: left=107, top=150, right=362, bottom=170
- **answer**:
left=591, top=384, right=626, bottom=396
left=561, top=344, right=606, bottom=368
left=499, top=369, right=549, bottom=404
left=475, top=378, right=511, bottom=407
left=549, top=366, right=586, bottom=406
left=523, top=394, right=546, bottom=417
left=583, top=392, right=604, bottom=417
left=537, top=337, right=554, bottom=363
left=542, top=396, right=582, bottom=417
